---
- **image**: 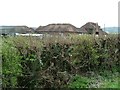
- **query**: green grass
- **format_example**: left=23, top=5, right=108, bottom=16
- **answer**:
left=100, top=74, right=119, bottom=88
left=87, top=71, right=119, bottom=88
left=68, top=75, right=90, bottom=88
left=101, top=80, right=119, bottom=88
left=67, top=73, right=119, bottom=88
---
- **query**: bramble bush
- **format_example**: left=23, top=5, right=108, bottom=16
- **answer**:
left=2, top=34, right=119, bottom=88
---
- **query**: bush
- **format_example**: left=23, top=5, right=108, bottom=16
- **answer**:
left=2, top=35, right=119, bottom=88
left=71, top=37, right=99, bottom=71
left=12, top=36, right=43, bottom=88
left=71, top=35, right=118, bottom=72
left=2, top=38, right=22, bottom=87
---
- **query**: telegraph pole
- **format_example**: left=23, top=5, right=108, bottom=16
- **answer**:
left=104, top=24, right=105, bottom=32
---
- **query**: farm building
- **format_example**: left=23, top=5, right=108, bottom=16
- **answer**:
left=0, top=26, right=34, bottom=36
left=35, top=24, right=80, bottom=35
left=0, top=22, right=107, bottom=36
left=79, top=22, right=108, bottom=35
left=35, top=22, right=107, bottom=36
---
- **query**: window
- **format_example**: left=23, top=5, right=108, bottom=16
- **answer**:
left=95, top=32, right=99, bottom=35
left=88, top=28, right=93, bottom=34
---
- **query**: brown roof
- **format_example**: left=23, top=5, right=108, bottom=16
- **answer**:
left=80, top=22, right=99, bottom=31
left=35, top=22, right=107, bottom=35
left=79, top=22, right=107, bottom=35
left=35, top=23, right=80, bottom=33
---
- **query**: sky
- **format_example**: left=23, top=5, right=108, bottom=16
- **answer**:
left=0, top=0, right=119, bottom=28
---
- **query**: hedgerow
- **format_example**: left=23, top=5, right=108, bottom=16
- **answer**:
left=2, top=34, right=119, bottom=88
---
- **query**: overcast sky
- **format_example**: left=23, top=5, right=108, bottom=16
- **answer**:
left=0, top=0, right=119, bottom=28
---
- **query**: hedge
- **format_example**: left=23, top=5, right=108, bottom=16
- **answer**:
left=2, top=34, right=119, bottom=88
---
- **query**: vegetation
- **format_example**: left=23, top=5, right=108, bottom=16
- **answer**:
left=0, top=36, right=2, bottom=87
left=1, top=34, right=119, bottom=89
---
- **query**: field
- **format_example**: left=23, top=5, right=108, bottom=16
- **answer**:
left=1, top=34, right=120, bottom=89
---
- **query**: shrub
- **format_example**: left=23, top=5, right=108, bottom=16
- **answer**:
left=71, top=37, right=99, bottom=72
left=12, top=36, right=43, bottom=88
left=2, top=34, right=119, bottom=88
left=71, top=35, right=118, bottom=72
left=2, top=38, right=22, bottom=87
